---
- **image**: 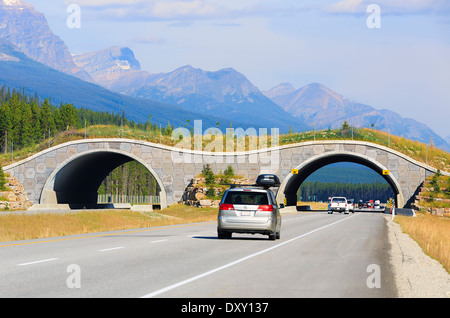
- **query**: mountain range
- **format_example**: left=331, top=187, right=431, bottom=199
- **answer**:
left=0, top=38, right=246, bottom=130
left=0, top=0, right=448, bottom=151
left=0, top=0, right=92, bottom=82
left=73, top=47, right=309, bottom=132
left=262, top=82, right=449, bottom=150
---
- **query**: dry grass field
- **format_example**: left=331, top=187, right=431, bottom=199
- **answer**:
left=0, top=204, right=218, bottom=242
left=395, top=213, right=450, bottom=273
left=297, top=201, right=328, bottom=210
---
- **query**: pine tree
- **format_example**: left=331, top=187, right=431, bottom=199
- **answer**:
left=9, top=94, right=21, bottom=147
left=0, top=102, right=11, bottom=153
left=0, top=165, right=6, bottom=191
left=202, top=164, right=215, bottom=185
left=40, top=99, right=56, bottom=137
left=30, top=102, right=41, bottom=143
left=19, top=100, right=33, bottom=147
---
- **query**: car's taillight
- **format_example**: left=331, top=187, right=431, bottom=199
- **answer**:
left=220, top=203, right=235, bottom=210
left=257, top=205, right=273, bottom=212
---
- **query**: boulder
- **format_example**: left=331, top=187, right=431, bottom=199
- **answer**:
left=0, top=176, right=32, bottom=211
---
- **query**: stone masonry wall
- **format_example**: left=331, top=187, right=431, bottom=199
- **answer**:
left=3, top=139, right=443, bottom=209
left=0, top=176, right=33, bottom=210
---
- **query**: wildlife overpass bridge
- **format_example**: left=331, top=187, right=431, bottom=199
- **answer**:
left=3, top=139, right=446, bottom=210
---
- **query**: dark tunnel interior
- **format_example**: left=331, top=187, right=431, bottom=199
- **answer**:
left=52, top=152, right=135, bottom=209
left=283, top=153, right=400, bottom=208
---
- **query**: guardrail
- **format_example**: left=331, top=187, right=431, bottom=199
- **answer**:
left=97, top=194, right=160, bottom=205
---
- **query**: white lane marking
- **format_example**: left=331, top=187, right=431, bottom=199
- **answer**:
left=151, top=240, right=168, bottom=244
left=99, top=247, right=124, bottom=252
left=17, top=258, right=58, bottom=266
left=141, top=213, right=360, bottom=298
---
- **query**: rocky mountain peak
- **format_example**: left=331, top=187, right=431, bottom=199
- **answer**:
left=0, top=0, right=30, bottom=8
left=144, top=65, right=260, bottom=101
left=0, top=0, right=92, bottom=81
left=262, top=82, right=295, bottom=99
left=73, top=46, right=141, bottom=85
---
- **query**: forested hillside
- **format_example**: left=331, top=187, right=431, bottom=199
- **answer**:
left=0, top=86, right=162, bottom=198
left=303, top=162, right=386, bottom=184
left=97, top=161, right=160, bottom=197
left=298, top=181, right=394, bottom=203
left=297, top=162, right=395, bottom=203
left=0, top=86, right=162, bottom=153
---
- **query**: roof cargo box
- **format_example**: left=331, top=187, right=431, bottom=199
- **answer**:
left=255, top=174, right=281, bottom=188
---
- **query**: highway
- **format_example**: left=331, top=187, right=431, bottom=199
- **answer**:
left=0, top=212, right=397, bottom=298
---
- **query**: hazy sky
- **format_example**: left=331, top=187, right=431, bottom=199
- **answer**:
left=25, top=0, right=450, bottom=138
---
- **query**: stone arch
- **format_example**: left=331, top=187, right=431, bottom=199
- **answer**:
left=40, top=148, right=168, bottom=209
left=277, top=150, right=405, bottom=208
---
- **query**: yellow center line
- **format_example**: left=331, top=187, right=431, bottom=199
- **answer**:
left=0, top=221, right=216, bottom=248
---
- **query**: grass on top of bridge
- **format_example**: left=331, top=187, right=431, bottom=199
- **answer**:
left=1, top=125, right=449, bottom=173
left=0, top=204, right=218, bottom=242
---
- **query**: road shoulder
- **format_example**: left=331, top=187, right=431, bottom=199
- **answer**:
left=385, top=215, right=450, bottom=298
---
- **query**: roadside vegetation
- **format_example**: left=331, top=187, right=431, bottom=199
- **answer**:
left=0, top=204, right=218, bottom=242
left=394, top=170, right=450, bottom=273
left=198, top=164, right=240, bottom=200
left=280, top=126, right=450, bottom=173
left=395, top=213, right=450, bottom=273
left=2, top=123, right=448, bottom=173
left=417, top=171, right=450, bottom=209
left=296, top=201, right=328, bottom=210
left=0, top=165, right=7, bottom=191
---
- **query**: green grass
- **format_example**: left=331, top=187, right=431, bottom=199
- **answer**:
left=279, top=128, right=450, bottom=172
left=416, top=173, right=450, bottom=209
left=1, top=125, right=449, bottom=173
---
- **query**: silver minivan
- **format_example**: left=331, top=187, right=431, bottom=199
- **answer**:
left=217, top=175, right=282, bottom=240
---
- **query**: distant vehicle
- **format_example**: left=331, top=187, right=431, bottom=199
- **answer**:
left=365, top=201, right=372, bottom=208
left=217, top=174, right=282, bottom=240
left=347, top=199, right=355, bottom=213
left=328, top=197, right=349, bottom=214
left=374, top=200, right=381, bottom=209
left=358, top=200, right=364, bottom=208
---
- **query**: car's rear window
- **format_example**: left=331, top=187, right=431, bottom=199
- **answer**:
left=224, top=191, right=269, bottom=205
left=332, top=198, right=346, bottom=203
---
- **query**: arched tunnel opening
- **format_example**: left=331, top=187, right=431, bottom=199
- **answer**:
left=44, top=151, right=162, bottom=209
left=282, top=153, right=401, bottom=209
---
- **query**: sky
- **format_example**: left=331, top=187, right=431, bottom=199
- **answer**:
left=25, top=0, right=450, bottom=138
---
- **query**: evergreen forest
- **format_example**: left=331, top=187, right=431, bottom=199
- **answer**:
left=298, top=181, right=394, bottom=203
left=0, top=86, right=172, bottom=153
left=0, top=86, right=162, bottom=198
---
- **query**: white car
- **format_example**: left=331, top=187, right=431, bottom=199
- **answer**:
left=328, top=197, right=349, bottom=214
left=374, top=200, right=381, bottom=209
left=347, top=199, right=355, bottom=213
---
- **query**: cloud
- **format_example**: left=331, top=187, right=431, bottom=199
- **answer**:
left=132, top=34, right=166, bottom=44
left=62, top=0, right=314, bottom=22
left=63, top=0, right=145, bottom=6
left=326, top=0, right=450, bottom=15
left=151, top=0, right=226, bottom=19
left=63, top=0, right=231, bottom=20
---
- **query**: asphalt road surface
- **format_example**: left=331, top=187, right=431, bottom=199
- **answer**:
left=0, top=212, right=397, bottom=298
